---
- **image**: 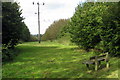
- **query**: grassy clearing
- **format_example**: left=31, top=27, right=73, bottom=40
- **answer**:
left=2, top=41, right=119, bottom=78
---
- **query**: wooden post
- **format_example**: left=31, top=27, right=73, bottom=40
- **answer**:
left=106, top=52, right=109, bottom=68
left=95, top=56, right=98, bottom=71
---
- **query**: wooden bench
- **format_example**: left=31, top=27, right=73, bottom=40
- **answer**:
left=82, top=52, right=109, bottom=71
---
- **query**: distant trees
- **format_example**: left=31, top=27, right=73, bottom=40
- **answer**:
left=68, top=2, right=120, bottom=56
left=2, top=2, right=30, bottom=49
left=42, top=19, right=69, bottom=41
left=30, top=34, right=38, bottom=42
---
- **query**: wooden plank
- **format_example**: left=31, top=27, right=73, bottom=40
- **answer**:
left=97, top=58, right=105, bottom=61
left=82, top=60, right=94, bottom=64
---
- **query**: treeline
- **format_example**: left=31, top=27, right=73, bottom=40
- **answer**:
left=2, top=2, right=31, bottom=61
left=30, top=34, right=38, bottom=42
left=42, top=19, right=69, bottom=41
left=68, top=2, right=120, bottom=56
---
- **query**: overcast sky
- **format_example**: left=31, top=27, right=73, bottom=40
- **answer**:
left=15, top=0, right=86, bottom=34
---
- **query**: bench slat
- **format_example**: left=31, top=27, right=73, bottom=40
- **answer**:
left=82, top=60, right=95, bottom=64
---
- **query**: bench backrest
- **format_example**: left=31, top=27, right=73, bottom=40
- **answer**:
left=90, top=52, right=108, bottom=60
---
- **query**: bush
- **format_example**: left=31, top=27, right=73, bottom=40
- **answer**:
left=2, top=49, right=18, bottom=62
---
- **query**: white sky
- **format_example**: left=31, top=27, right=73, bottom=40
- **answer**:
left=15, top=0, right=86, bottom=34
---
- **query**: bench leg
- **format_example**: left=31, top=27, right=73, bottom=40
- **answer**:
left=106, top=61, right=109, bottom=68
left=98, top=61, right=101, bottom=68
left=86, top=64, right=90, bottom=69
left=95, top=62, right=98, bottom=71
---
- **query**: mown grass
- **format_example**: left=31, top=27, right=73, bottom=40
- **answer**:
left=2, top=41, right=119, bottom=78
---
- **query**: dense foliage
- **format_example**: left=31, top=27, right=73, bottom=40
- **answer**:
left=2, top=2, right=30, bottom=49
left=20, top=22, right=30, bottom=42
left=69, top=2, right=120, bottom=55
left=42, top=19, right=68, bottom=41
left=2, top=2, right=30, bottom=61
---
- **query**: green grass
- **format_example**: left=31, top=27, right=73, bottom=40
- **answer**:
left=2, top=41, right=119, bottom=78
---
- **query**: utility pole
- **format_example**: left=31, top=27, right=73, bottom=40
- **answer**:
left=37, top=2, right=40, bottom=43
left=33, top=2, right=45, bottom=43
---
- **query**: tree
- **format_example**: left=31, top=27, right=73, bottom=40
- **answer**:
left=68, top=2, right=120, bottom=56
left=2, top=2, right=31, bottom=61
left=100, top=2, right=120, bottom=55
left=42, top=19, right=68, bottom=41
left=2, top=2, right=23, bottom=49
left=20, top=22, right=30, bottom=42
left=2, top=2, right=30, bottom=49
left=69, top=2, right=106, bottom=50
